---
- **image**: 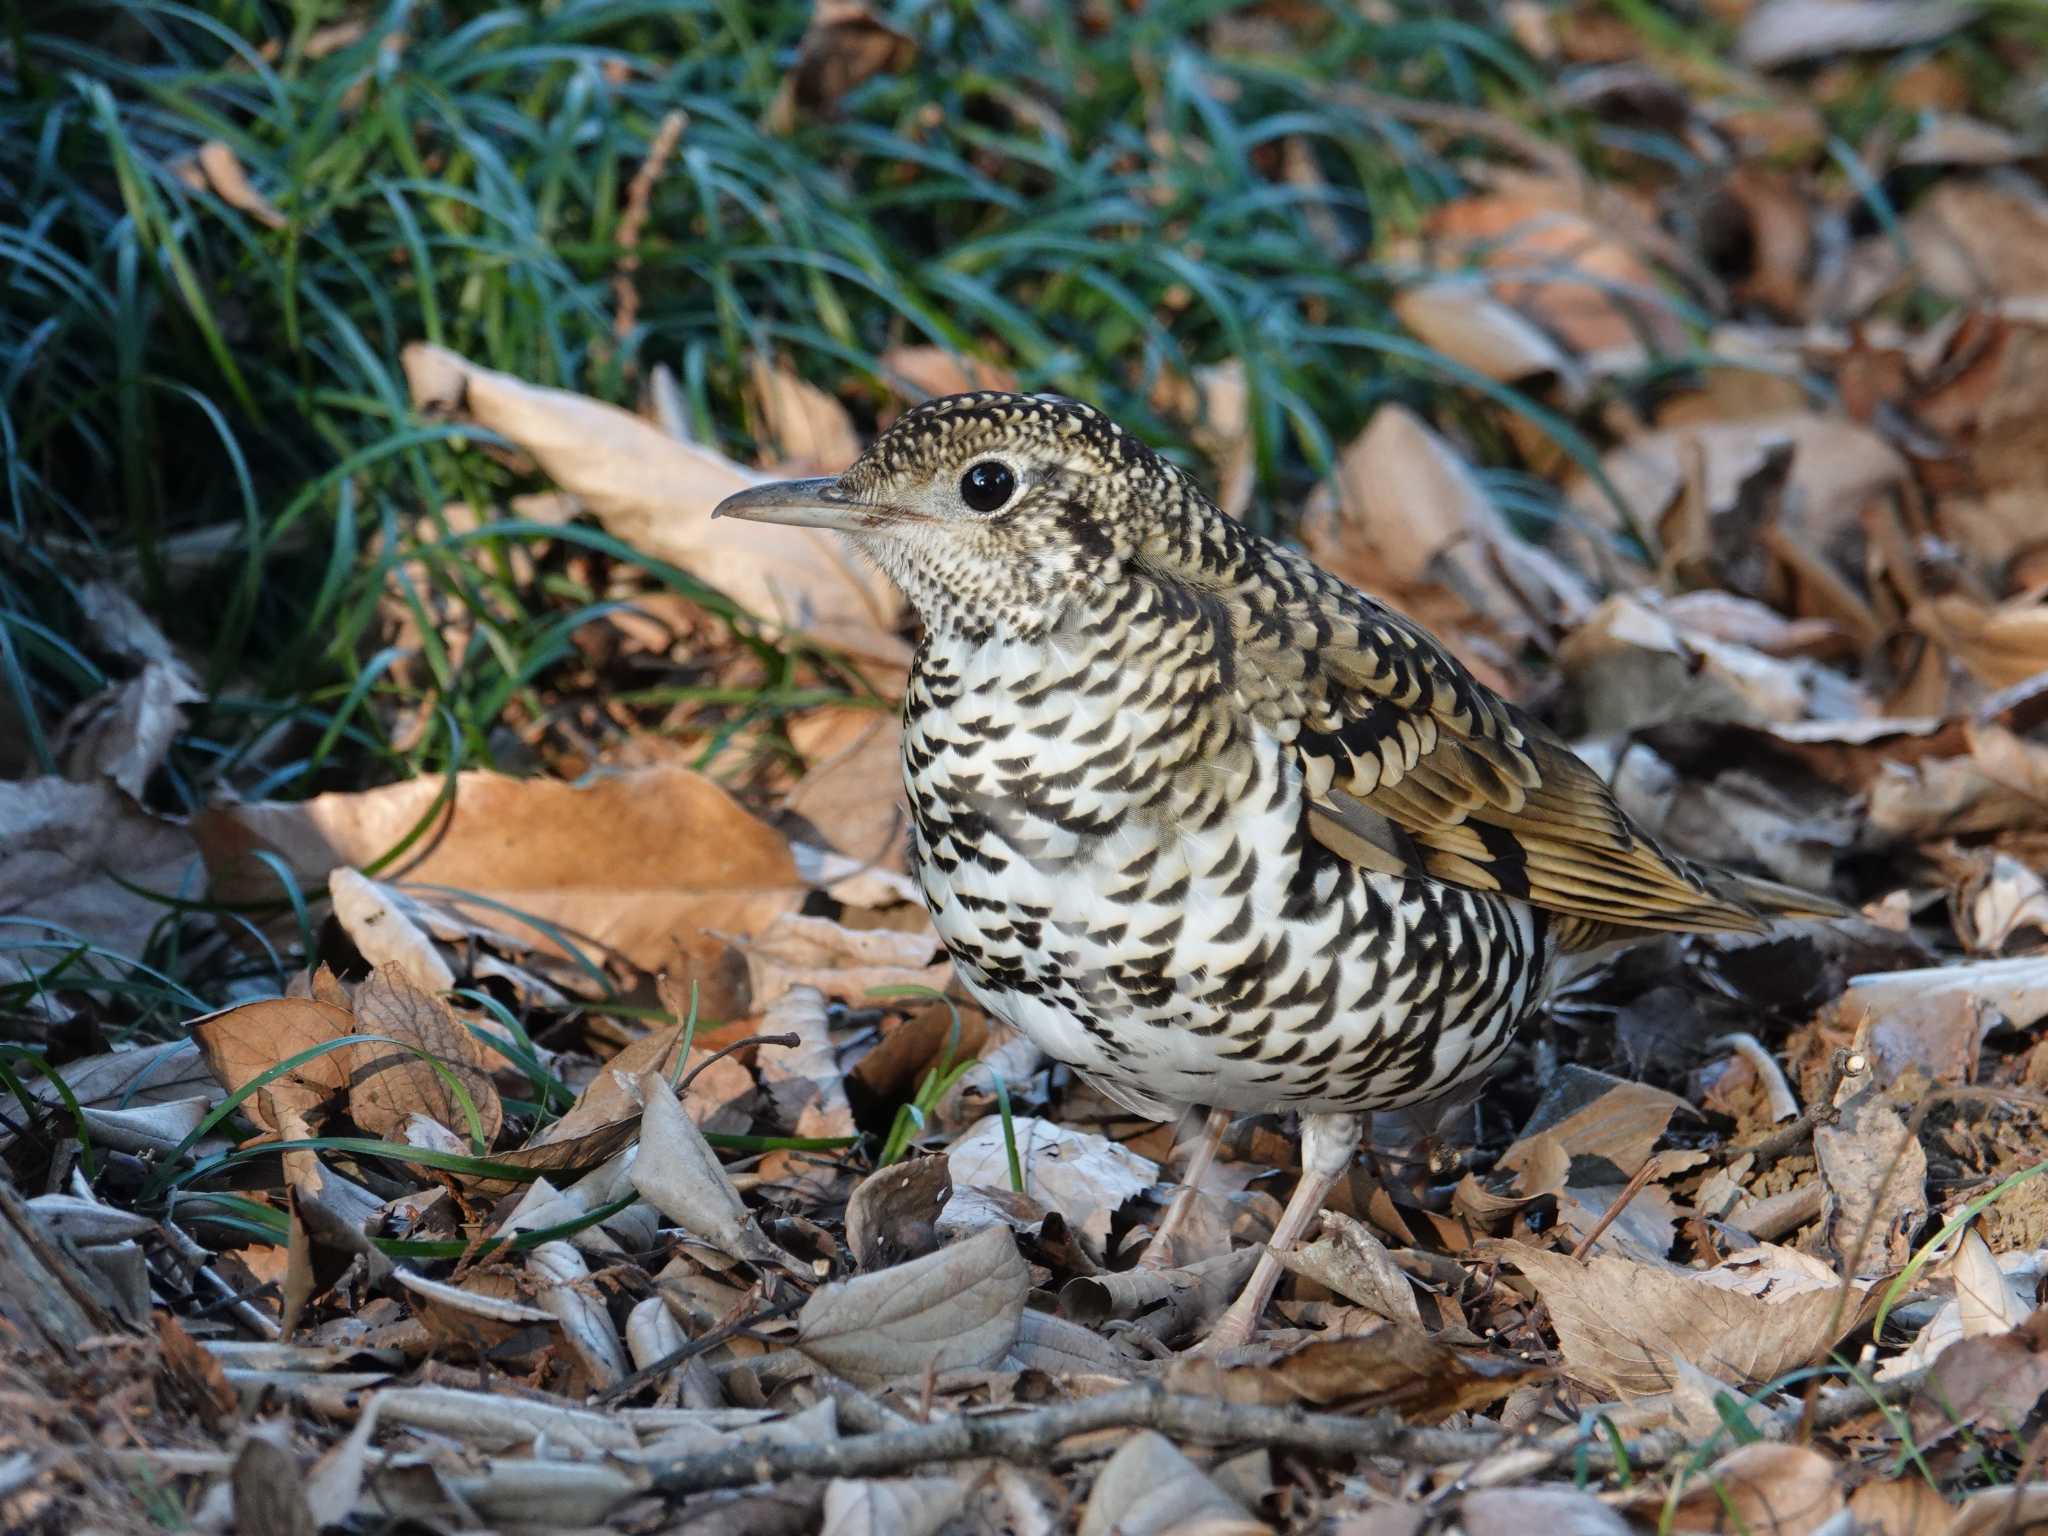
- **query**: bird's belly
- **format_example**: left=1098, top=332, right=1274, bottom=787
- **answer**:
left=906, top=707, right=1554, bottom=1119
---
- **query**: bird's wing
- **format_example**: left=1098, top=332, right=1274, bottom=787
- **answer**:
left=1240, top=579, right=1769, bottom=939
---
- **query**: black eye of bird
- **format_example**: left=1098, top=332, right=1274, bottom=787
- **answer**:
left=959, top=460, right=1016, bottom=513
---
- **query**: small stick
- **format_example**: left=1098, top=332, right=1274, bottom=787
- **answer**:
left=1568, top=1156, right=1661, bottom=1261
left=611, top=110, right=687, bottom=342
left=675, top=1032, right=801, bottom=1098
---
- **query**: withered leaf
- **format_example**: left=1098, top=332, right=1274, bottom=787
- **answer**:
left=1166, top=1323, right=1540, bottom=1425
left=819, top=1476, right=967, bottom=1536
left=1655, top=1443, right=1843, bottom=1535
left=1487, top=1244, right=1871, bottom=1398
left=1910, top=1306, right=2048, bottom=1446
left=344, top=969, right=503, bottom=1149
left=795, top=1225, right=1027, bottom=1386
left=193, top=997, right=355, bottom=1132
left=1077, top=1431, right=1264, bottom=1536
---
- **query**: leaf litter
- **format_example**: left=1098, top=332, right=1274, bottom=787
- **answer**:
left=8, top=7, right=2048, bottom=1535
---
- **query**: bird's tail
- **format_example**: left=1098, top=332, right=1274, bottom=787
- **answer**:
left=1699, top=866, right=1857, bottom=924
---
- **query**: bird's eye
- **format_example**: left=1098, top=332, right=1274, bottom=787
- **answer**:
left=958, top=460, right=1017, bottom=513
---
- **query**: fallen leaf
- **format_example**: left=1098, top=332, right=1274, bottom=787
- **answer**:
left=1488, top=1244, right=1871, bottom=1397
left=345, top=968, right=503, bottom=1148
left=1076, top=1431, right=1266, bottom=1536
left=1392, top=279, right=1582, bottom=389
left=198, top=765, right=804, bottom=1016
left=756, top=985, right=857, bottom=1196
left=794, top=1225, right=1027, bottom=1385
left=55, top=659, right=204, bottom=800
left=231, top=1435, right=316, bottom=1536
left=1168, top=1325, right=1541, bottom=1423
left=1657, top=1443, right=1844, bottom=1535
left=1813, top=1073, right=1927, bottom=1277
left=1738, top=0, right=1979, bottom=67
left=402, top=343, right=909, bottom=667
left=785, top=707, right=907, bottom=873
left=1943, top=1486, right=2048, bottom=1536
left=177, top=139, right=288, bottom=229
left=820, top=1476, right=967, bottom=1536
left=1910, top=1305, right=2048, bottom=1445
left=0, top=777, right=200, bottom=1007
left=1846, top=1478, right=1952, bottom=1536
left=738, top=911, right=947, bottom=1011
left=630, top=1069, right=801, bottom=1271
left=844, top=1154, right=952, bottom=1270
left=944, top=1114, right=1157, bottom=1264
left=327, top=867, right=455, bottom=991
left=1907, top=180, right=2048, bottom=303
left=1060, top=1250, right=1257, bottom=1343
left=1422, top=193, right=1685, bottom=354
left=749, top=354, right=861, bottom=472
left=192, top=997, right=353, bottom=1133
left=766, top=0, right=915, bottom=132
left=1276, top=1209, right=1422, bottom=1327
left=877, top=346, right=1018, bottom=405
left=1459, top=1488, right=1633, bottom=1536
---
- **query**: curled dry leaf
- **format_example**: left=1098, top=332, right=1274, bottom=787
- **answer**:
left=748, top=355, right=862, bottom=473
left=344, top=968, right=503, bottom=1149
left=630, top=1069, right=802, bottom=1273
left=785, top=707, right=908, bottom=875
left=1274, top=1209, right=1422, bottom=1327
left=1060, top=1250, right=1257, bottom=1343
left=1812, top=1076, right=1927, bottom=1277
left=1392, top=278, right=1581, bottom=390
left=737, top=911, right=949, bottom=1011
left=527, top=1239, right=629, bottom=1390
left=326, top=867, right=455, bottom=991
left=1846, top=1478, right=1951, bottom=1536
left=766, top=0, right=916, bottom=132
left=192, top=997, right=354, bottom=1132
left=1738, top=0, right=1979, bottom=67
left=794, top=1224, right=1028, bottom=1386
left=402, top=343, right=908, bottom=667
left=1486, top=1243, right=1871, bottom=1398
left=844, top=1154, right=952, bottom=1270
left=1076, top=1431, right=1265, bottom=1536
left=756, top=985, right=857, bottom=1197
left=55, top=659, right=204, bottom=801
left=198, top=765, right=804, bottom=1017
left=1459, top=1487, right=1634, bottom=1536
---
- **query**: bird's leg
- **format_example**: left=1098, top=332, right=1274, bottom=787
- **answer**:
left=1200, top=1110, right=1364, bottom=1352
left=1138, top=1106, right=1233, bottom=1272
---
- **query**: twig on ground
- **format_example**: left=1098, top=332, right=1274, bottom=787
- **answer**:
left=611, top=110, right=687, bottom=342
left=644, top=1367, right=1931, bottom=1497
left=1726, top=1049, right=1855, bottom=1169
left=675, top=1032, right=802, bottom=1098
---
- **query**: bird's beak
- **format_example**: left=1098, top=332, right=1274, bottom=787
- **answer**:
left=712, top=476, right=887, bottom=533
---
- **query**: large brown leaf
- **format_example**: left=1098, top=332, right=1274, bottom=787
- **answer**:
left=197, top=765, right=804, bottom=1017
left=344, top=969, right=503, bottom=1148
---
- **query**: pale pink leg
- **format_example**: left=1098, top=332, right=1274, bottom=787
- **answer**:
left=1200, top=1111, right=1364, bottom=1351
left=1139, top=1106, right=1233, bottom=1272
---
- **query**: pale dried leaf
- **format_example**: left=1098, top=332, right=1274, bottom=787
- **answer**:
left=1459, top=1488, right=1633, bottom=1536
left=1278, top=1209, right=1422, bottom=1326
left=738, top=910, right=948, bottom=1010
left=327, top=867, right=455, bottom=990
left=795, top=1225, right=1027, bottom=1385
left=402, top=343, right=908, bottom=665
left=1813, top=1081, right=1927, bottom=1277
left=1846, top=1478, right=1951, bottom=1536
left=1739, top=0, right=1978, bottom=67
left=878, top=345, right=1018, bottom=403
left=55, top=660, right=204, bottom=800
left=1077, top=1430, right=1266, bottom=1536
left=528, top=1239, right=628, bottom=1389
left=629, top=1069, right=801, bottom=1271
left=944, top=1114, right=1157, bottom=1263
left=820, top=1476, right=967, bottom=1536
left=785, top=707, right=907, bottom=873
left=195, top=139, right=287, bottom=228
left=1393, top=279, right=1582, bottom=387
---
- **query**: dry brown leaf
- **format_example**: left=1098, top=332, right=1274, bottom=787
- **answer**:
left=327, top=867, right=455, bottom=991
left=1167, top=1324, right=1541, bottom=1424
left=1076, top=1431, right=1266, bottom=1536
left=1488, top=1244, right=1871, bottom=1397
left=1813, top=1072, right=1927, bottom=1277
left=344, top=969, right=503, bottom=1149
left=402, top=343, right=908, bottom=667
left=1277, top=1209, right=1422, bottom=1327
left=756, top=985, right=857, bottom=1197
left=1908, top=180, right=2048, bottom=303
left=55, top=659, right=204, bottom=800
left=174, top=139, right=287, bottom=229
left=630, top=1069, right=800, bottom=1271
left=1421, top=193, right=1685, bottom=355
left=844, top=1154, right=952, bottom=1270
left=232, top=1435, right=316, bottom=1536
left=1910, top=1305, right=2048, bottom=1445
left=795, top=1225, right=1027, bottom=1385
left=785, top=707, right=907, bottom=874
left=1302, top=404, right=1591, bottom=681
left=877, top=346, right=1018, bottom=405
left=192, top=997, right=355, bottom=1132
left=1392, top=279, right=1581, bottom=388
left=1944, top=1486, right=2048, bottom=1536
left=1738, top=0, right=1978, bottom=67
left=1658, top=1443, right=1844, bottom=1535
left=765, top=0, right=915, bottom=132
left=1915, top=594, right=2048, bottom=690
left=198, top=765, right=804, bottom=1017
left=749, top=355, right=862, bottom=472
left=1847, top=1478, right=1953, bottom=1536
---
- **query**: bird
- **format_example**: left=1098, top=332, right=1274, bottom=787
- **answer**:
left=714, top=390, right=1844, bottom=1348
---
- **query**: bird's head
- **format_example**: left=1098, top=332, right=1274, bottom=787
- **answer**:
left=713, top=391, right=1204, bottom=634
